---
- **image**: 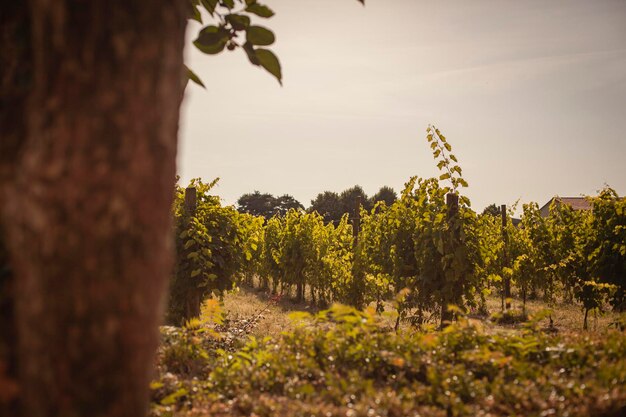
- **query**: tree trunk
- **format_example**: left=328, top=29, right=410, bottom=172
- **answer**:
left=185, top=289, right=201, bottom=322
left=296, top=281, right=303, bottom=302
left=0, top=3, right=32, bottom=416
left=0, top=2, right=187, bottom=416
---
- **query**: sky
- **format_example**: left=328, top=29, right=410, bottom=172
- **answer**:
left=178, top=0, right=626, bottom=213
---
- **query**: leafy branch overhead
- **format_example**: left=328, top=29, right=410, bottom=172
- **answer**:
left=187, top=0, right=365, bottom=86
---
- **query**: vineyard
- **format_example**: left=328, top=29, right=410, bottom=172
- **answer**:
left=168, top=126, right=625, bottom=329
left=150, top=127, right=626, bottom=416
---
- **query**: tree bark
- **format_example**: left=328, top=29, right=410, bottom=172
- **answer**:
left=0, top=3, right=33, bottom=416
left=0, top=2, right=187, bottom=416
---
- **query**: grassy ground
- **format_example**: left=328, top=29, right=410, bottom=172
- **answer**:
left=222, top=285, right=620, bottom=339
left=221, top=287, right=320, bottom=338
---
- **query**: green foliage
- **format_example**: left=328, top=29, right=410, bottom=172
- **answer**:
left=586, top=188, right=626, bottom=310
left=339, top=185, right=372, bottom=215
left=168, top=178, right=265, bottom=324
left=151, top=304, right=626, bottom=417
left=258, top=210, right=354, bottom=305
left=168, top=130, right=624, bottom=331
left=309, top=185, right=391, bottom=225
left=481, top=203, right=501, bottom=217
left=160, top=299, right=224, bottom=377
left=512, top=191, right=623, bottom=326
left=355, top=128, right=481, bottom=327
left=155, top=124, right=626, bottom=415
left=308, top=191, right=343, bottom=225
left=575, top=280, right=616, bottom=329
left=426, top=124, right=469, bottom=195
left=187, top=0, right=282, bottom=84
left=370, top=185, right=398, bottom=208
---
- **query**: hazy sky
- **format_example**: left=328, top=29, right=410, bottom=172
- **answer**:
left=178, top=0, right=626, bottom=213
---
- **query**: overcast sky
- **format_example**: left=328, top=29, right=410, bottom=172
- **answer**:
left=178, top=0, right=626, bottom=213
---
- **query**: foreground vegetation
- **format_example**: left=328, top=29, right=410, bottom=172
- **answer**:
left=150, top=293, right=626, bottom=417
left=153, top=126, right=626, bottom=416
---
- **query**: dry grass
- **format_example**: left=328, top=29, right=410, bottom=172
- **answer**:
left=222, top=286, right=320, bottom=338
left=219, top=286, right=621, bottom=338
left=483, top=295, right=620, bottom=334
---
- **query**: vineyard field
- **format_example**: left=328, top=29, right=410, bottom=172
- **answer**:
left=155, top=128, right=626, bottom=417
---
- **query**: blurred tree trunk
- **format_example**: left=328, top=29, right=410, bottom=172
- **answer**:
left=0, top=1, right=187, bottom=416
left=0, top=3, right=32, bottom=416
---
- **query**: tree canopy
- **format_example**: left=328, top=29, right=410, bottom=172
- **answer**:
left=308, top=185, right=397, bottom=224
left=308, top=191, right=343, bottom=225
left=237, top=191, right=303, bottom=219
left=370, top=185, right=398, bottom=207
left=481, top=203, right=501, bottom=217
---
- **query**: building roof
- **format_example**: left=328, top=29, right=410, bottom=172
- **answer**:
left=539, top=197, right=592, bottom=215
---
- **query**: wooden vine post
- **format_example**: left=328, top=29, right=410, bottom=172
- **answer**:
left=441, top=192, right=460, bottom=327
left=352, top=195, right=361, bottom=246
left=185, top=186, right=197, bottom=214
left=350, top=195, right=363, bottom=308
left=184, top=186, right=200, bottom=320
left=501, top=204, right=511, bottom=310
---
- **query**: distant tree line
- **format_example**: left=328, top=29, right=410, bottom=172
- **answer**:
left=236, top=185, right=398, bottom=224
left=237, top=191, right=304, bottom=219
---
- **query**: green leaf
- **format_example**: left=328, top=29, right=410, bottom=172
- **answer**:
left=444, top=142, right=452, bottom=152
left=191, top=269, right=201, bottom=277
left=243, top=42, right=260, bottom=65
left=188, top=2, right=203, bottom=23
left=246, top=3, right=275, bottom=18
left=246, top=25, right=275, bottom=46
left=222, top=0, right=235, bottom=8
left=185, top=65, right=205, bottom=88
left=440, top=173, right=451, bottom=181
left=161, top=388, right=188, bottom=406
left=255, top=48, right=282, bottom=84
left=194, top=25, right=228, bottom=54
left=200, top=0, right=218, bottom=15
left=226, top=14, right=251, bottom=30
